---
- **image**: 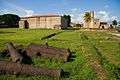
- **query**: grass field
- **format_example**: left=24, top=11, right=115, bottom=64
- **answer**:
left=0, top=28, right=120, bottom=80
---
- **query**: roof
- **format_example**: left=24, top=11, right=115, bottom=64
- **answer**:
left=100, top=22, right=108, bottom=24
left=21, top=15, right=61, bottom=19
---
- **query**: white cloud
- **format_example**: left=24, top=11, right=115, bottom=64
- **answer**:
left=68, top=9, right=118, bottom=23
left=58, top=8, right=83, bottom=23
left=1, top=1, right=34, bottom=17
left=71, top=8, right=78, bottom=12
left=71, top=13, right=84, bottom=23
left=69, top=8, right=83, bottom=23
left=96, top=10, right=118, bottom=22
left=111, top=16, right=117, bottom=20
left=98, top=11, right=107, bottom=15
left=1, top=1, right=118, bottom=23
left=97, top=11, right=110, bottom=22
left=25, top=10, right=34, bottom=17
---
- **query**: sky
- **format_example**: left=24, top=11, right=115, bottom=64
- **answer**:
left=0, top=0, right=120, bottom=23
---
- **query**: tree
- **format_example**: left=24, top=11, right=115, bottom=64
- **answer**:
left=112, top=20, right=117, bottom=28
left=0, top=14, right=20, bottom=27
left=61, top=15, right=71, bottom=28
left=84, top=12, right=91, bottom=22
left=0, top=15, right=3, bottom=23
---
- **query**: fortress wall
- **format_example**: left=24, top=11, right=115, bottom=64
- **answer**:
left=19, top=16, right=62, bottom=29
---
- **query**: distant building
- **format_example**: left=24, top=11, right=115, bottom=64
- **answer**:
left=83, top=11, right=109, bottom=29
left=19, top=15, right=69, bottom=29
left=99, top=22, right=109, bottom=29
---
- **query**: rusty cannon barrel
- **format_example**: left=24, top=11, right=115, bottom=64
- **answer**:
left=25, top=44, right=70, bottom=62
left=0, top=61, right=62, bottom=77
left=6, top=42, right=23, bottom=63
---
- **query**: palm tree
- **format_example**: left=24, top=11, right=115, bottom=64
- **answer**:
left=84, top=12, right=91, bottom=28
left=84, top=12, right=91, bottom=22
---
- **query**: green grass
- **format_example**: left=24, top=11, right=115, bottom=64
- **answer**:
left=0, top=28, right=120, bottom=80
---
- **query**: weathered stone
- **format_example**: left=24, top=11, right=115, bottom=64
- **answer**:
left=19, top=15, right=70, bottom=29
left=19, top=15, right=61, bottom=29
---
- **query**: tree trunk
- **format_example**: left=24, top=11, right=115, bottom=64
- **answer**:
left=0, top=61, right=62, bottom=77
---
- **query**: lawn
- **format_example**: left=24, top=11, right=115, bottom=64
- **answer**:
left=0, top=28, right=120, bottom=80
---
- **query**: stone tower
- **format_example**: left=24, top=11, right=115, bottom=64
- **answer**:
left=83, top=11, right=109, bottom=29
left=90, top=11, right=94, bottom=28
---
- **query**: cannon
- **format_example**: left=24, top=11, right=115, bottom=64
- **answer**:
left=0, top=44, right=24, bottom=57
left=25, top=44, right=70, bottom=62
left=0, top=61, right=62, bottom=77
left=6, top=42, right=23, bottom=63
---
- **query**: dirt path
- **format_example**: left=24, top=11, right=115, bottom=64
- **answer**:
left=89, top=58, right=108, bottom=80
left=79, top=32, right=109, bottom=80
left=109, top=33, right=120, bottom=40
left=111, top=33, right=120, bottom=37
left=81, top=46, right=108, bottom=80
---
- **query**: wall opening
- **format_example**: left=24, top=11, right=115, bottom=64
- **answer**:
left=24, top=21, right=29, bottom=29
left=102, top=26, right=105, bottom=29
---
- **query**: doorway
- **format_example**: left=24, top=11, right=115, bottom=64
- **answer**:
left=24, top=20, right=29, bottom=29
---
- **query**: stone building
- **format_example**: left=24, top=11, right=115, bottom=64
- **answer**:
left=83, top=11, right=109, bottom=29
left=19, top=15, right=69, bottom=29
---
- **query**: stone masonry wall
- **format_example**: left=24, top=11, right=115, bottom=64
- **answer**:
left=20, top=16, right=62, bottom=29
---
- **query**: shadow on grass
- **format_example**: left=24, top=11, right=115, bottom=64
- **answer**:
left=41, top=31, right=63, bottom=40
left=113, top=67, right=120, bottom=79
left=0, top=49, right=10, bottom=60
left=62, top=27, right=80, bottom=30
left=61, top=71, right=70, bottom=78
left=0, top=48, right=33, bottom=64
left=51, top=39, right=69, bottom=42
left=0, top=31, right=16, bottom=34
left=68, top=51, right=76, bottom=62
left=20, top=50, right=33, bottom=64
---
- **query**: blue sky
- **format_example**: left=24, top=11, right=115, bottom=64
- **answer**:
left=0, top=0, right=120, bottom=23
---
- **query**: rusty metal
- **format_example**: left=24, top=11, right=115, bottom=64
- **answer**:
left=0, top=61, right=62, bottom=77
left=25, top=44, right=70, bottom=62
left=6, top=42, right=23, bottom=63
